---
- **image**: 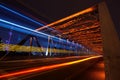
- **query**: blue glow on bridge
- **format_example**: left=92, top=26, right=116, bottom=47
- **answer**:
left=0, top=4, right=91, bottom=56
left=0, top=4, right=44, bottom=27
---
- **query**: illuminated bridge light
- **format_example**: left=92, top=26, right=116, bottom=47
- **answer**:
left=36, top=7, right=95, bottom=31
left=50, top=6, right=102, bottom=53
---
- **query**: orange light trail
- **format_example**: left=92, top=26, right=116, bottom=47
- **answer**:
left=36, top=7, right=95, bottom=31
left=0, top=55, right=102, bottom=78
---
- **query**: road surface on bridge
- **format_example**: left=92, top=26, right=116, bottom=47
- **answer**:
left=0, top=55, right=104, bottom=80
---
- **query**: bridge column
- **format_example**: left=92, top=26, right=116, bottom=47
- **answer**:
left=99, top=1, right=120, bottom=80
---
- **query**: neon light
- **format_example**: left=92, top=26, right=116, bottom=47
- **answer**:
left=0, top=56, right=102, bottom=78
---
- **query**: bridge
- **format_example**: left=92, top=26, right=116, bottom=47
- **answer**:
left=0, top=0, right=120, bottom=80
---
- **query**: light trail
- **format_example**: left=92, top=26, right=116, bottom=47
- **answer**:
left=36, top=7, right=95, bottom=31
left=0, top=18, right=82, bottom=48
left=0, top=4, right=68, bottom=43
left=0, top=4, right=44, bottom=26
left=0, top=55, right=102, bottom=79
left=0, top=43, right=74, bottom=53
left=0, top=19, right=69, bottom=43
left=0, top=4, right=55, bottom=31
left=0, top=4, right=88, bottom=50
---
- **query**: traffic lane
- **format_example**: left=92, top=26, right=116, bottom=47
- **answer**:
left=0, top=55, right=90, bottom=66
left=72, top=60, right=105, bottom=80
left=0, top=56, right=88, bottom=72
left=0, top=56, right=102, bottom=79
left=0, top=56, right=90, bottom=72
left=13, top=57, right=102, bottom=80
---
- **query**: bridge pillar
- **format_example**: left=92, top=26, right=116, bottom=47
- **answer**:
left=99, top=1, right=120, bottom=80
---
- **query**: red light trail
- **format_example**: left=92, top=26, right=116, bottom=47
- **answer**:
left=0, top=55, right=102, bottom=79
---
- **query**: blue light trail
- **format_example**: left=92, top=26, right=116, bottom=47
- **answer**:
left=0, top=4, right=44, bottom=27
left=0, top=19, right=72, bottom=45
left=0, top=4, right=83, bottom=50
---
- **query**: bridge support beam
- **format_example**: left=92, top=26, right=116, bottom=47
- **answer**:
left=99, top=1, right=120, bottom=80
